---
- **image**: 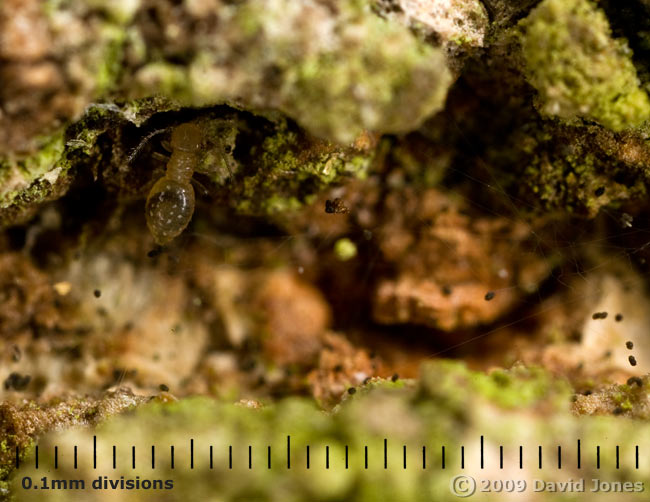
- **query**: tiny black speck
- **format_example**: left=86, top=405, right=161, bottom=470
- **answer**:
left=93, top=289, right=101, bottom=298
left=4, top=372, right=31, bottom=391
left=594, top=186, right=605, bottom=197
left=442, top=285, right=452, bottom=296
left=613, top=406, right=623, bottom=415
left=147, top=246, right=163, bottom=258
left=159, top=384, right=169, bottom=392
left=324, top=198, right=349, bottom=214
left=583, top=390, right=592, bottom=396
left=484, top=291, right=495, bottom=301
left=626, top=341, right=634, bottom=350
left=347, top=387, right=356, bottom=395
left=615, top=313, right=624, bottom=322
left=627, top=376, right=643, bottom=387
left=333, top=364, right=343, bottom=372
left=629, top=355, right=638, bottom=366
left=391, top=373, right=399, bottom=382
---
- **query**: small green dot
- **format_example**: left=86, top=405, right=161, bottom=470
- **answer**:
left=334, top=238, right=357, bottom=261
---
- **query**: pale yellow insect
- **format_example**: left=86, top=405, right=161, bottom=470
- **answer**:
left=145, top=123, right=203, bottom=245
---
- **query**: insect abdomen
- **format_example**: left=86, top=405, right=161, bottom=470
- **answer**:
left=145, top=177, right=195, bottom=245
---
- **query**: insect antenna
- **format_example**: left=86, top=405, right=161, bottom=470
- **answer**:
left=126, top=128, right=170, bottom=164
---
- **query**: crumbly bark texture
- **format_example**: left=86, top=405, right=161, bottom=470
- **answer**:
left=3, top=0, right=650, bottom=500
left=8, top=362, right=650, bottom=502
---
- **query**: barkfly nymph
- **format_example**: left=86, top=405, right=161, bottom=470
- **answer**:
left=127, top=118, right=237, bottom=245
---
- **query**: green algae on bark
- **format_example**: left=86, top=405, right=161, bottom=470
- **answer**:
left=3, top=0, right=452, bottom=153
left=0, top=0, right=139, bottom=153
left=573, top=374, right=650, bottom=418
left=435, top=32, right=650, bottom=218
left=0, top=132, right=71, bottom=226
left=0, top=101, right=377, bottom=229
left=134, top=0, right=453, bottom=143
left=9, top=360, right=639, bottom=502
left=518, top=124, right=650, bottom=216
left=0, top=389, right=147, bottom=500
left=233, top=117, right=375, bottom=215
left=520, top=0, right=650, bottom=131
